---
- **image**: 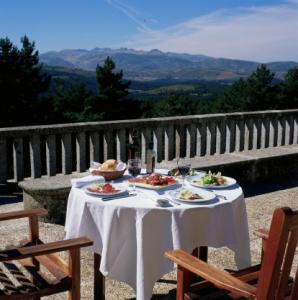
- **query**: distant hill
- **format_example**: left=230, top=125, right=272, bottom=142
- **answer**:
left=40, top=48, right=298, bottom=82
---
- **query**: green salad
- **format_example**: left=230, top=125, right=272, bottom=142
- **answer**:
left=195, top=171, right=226, bottom=186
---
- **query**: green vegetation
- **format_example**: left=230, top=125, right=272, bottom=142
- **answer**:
left=1, top=36, right=298, bottom=127
left=0, top=36, right=51, bottom=126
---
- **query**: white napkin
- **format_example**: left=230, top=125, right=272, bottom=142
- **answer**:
left=71, top=175, right=104, bottom=188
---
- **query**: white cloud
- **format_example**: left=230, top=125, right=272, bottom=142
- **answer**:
left=125, top=2, right=298, bottom=62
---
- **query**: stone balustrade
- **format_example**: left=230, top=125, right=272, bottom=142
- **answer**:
left=1, top=109, right=298, bottom=183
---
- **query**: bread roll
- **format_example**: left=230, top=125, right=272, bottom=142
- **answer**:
left=101, top=159, right=117, bottom=171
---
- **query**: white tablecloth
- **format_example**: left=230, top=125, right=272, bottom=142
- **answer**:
left=65, top=170, right=251, bottom=300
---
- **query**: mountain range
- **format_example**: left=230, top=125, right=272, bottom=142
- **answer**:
left=40, top=48, right=298, bottom=82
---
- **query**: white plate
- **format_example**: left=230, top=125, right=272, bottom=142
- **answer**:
left=83, top=184, right=127, bottom=197
left=168, top=188, right=216, bottom=204
left=188, top=176, right=237, bottom=189
left=131, top=181, right=180, bottom=190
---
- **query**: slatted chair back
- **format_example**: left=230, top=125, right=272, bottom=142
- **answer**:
left=256, top=207, right=298, bottom=300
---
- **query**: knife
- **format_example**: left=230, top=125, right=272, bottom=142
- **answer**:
left=101, top=193, right=136, bottom=201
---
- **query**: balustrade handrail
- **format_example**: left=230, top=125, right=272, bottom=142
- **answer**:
left=1, top=109, right=298, bottom=183
left=1, top=109, right=298, bottom=136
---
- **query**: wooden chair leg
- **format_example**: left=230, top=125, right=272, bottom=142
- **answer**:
left=69, top=248, right=80, bottom=300
left=177, top=265, right=193, bottom=300
left=94, top=253, right=105, bottom=300
left=198, top=246, right=208, bottom=262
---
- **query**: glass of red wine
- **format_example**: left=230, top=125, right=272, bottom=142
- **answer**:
left=128, top=158, right=142, bottom=192
left=177, top=160, right=191, bottom=187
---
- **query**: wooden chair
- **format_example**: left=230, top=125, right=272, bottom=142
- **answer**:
left=165, top=207, right=298, bottom=300
left=0, top=208, right=93, bottom=300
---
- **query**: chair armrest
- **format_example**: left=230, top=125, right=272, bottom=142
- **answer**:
left=254, top=228, right=269, bottom=240
left=0, top=208, right=47, bottom=222
left=165, top=249, right=256, bottom=299
left=0, top=237, right=93, bottom=262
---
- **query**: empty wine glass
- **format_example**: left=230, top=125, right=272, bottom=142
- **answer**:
left=177, top=159, right=191, bottom=187
left=128, top=158, right=142, bottom=192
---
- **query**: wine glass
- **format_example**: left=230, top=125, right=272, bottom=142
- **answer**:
left=177, top=159, right=191, bottom=187
left=128, top=158, right=142, bottom=193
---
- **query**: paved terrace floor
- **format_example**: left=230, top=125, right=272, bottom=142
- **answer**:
left=0, top=183, right=298, bottom=300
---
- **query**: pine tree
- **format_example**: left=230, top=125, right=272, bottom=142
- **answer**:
left=0, top=36, right=51, bottom=126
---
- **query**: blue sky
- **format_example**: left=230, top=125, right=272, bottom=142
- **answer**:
left=0, top=0, right=297, bottom=61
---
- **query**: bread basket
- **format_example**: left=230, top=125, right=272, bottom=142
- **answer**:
left=91, top=169, right=126, bottom=180
left=90, top=161, right=126, bottom=180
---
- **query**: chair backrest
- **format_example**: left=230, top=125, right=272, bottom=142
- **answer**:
left=256, top=207, right=298, bottom=300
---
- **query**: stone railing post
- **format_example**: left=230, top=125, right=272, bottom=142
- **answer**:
left=29, top=135, right=41, bottom=178
left=46, top=135, right=56, bottom=176
left=13, top=137, right=24, bottom=181
left=62, top=133, right=72, bottom=174
left=0, top=137, right=7, bottom=183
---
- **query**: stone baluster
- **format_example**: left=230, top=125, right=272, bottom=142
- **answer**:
left=244, top=119, right=253, bottom=151
left=13, top=137, right=24, bottom=181
left=62, top=133, right=72, bottom=174
left=153, top=127, right=163, bottom=162
left=253, top=119, right=261, bottom=150
left=206, top=121, right=216, bottom=155
left=164, top=125, right=175, bottom=161
left=261, top=118, right=270, bottom=149
left=175, top=124, right=186, bottom=158
left=46, top=135, right=56, bottom=176
left=284, top=116, right=292, bottom=145
left=226, top=119, right=235, bottom=153
left=141, top=128, right=151, bottom=163
left=269, top=117, right=277, bottom=147
left=277, top=117, right=284, bottom=146
left=216, top=120, right=226, bottom=154
left=29, top=135, right=41, bottom=178
left=89, top=132, right=101, bottom=164
left=293, top=116, right=298, bottom=145
left=235, top=119, right=245, bottom=152
left=103, top=130, right=114, bottom=162
left=76, top=132, right=86, bottom=172
left=196, top=122, right=206, bottom=157
left=186, top=124, right=196, bottom=158
left=116, top=129, right=126, bottom=162
left=0, top=137, right=7, bottom=183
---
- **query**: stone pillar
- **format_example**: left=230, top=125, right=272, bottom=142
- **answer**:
left=116, top=129, right=127, bottom=162
left=103, top=130, right=113, bottom=162
left=164, top=125, right=174, bottom=161
left=13, top=137, right=24, bottom=181
left=62, top=133, right=72, bottom=174
left=153, top=127, right=163, bottom=162
left=186, top=124, right=196, bottom=158
left=29, top=135, right=41, bottom=178
left=76, top=132, right=86, bottom=172
left=196, top=122, right=206, bottom=157
left=0, top=137, right=7, bottom=183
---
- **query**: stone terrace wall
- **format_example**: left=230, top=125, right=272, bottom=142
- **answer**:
left=1, top=109, right=298, bottom=183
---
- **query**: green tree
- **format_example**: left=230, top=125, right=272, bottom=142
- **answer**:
left=95, top=56, right=131, bottom=119
left=280, top=67, right=298, bottom=109
left=0, top=36, right=51, bottom=126
left=147, top=94, right=199, bottom=117
left=213, top=65, right=279, bottom=112
left=52, top=80, right=100, bottom=122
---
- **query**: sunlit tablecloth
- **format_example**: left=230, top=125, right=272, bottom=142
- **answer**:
left=65, top=170, right=251, bottom=300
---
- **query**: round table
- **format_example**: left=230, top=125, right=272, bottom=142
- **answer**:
left=65, top=170, right=251, bottom=300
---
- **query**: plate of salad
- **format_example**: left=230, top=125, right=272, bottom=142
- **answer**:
left=188, top=171, right=236, bottom=189
left=168, top=188, right=216, bottom=204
